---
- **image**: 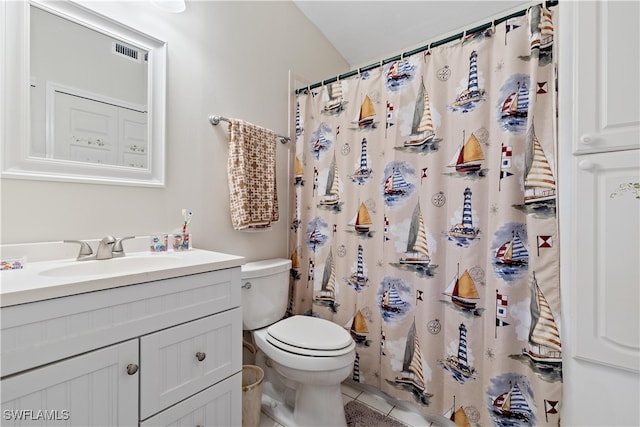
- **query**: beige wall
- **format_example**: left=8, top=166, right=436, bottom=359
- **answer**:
left=0, top=1, right=348, bottom=262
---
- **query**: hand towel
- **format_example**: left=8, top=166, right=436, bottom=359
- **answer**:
left=227, top=119, right=279, bottom=230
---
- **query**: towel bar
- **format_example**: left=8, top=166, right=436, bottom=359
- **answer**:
left=209, top=115, right=290, bottom=144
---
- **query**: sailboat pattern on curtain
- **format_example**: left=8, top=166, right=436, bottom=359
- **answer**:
left=289, top=6, right=560, bottom=426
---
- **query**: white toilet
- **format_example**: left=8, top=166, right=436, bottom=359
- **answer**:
left=241, top=258, right=356, bottom=427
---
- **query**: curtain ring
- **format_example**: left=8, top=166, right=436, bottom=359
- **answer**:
left=424, top=43, right=432, bottom=61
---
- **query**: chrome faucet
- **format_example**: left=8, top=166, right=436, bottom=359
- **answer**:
left=95, top=236, right=117, bottom=260
left=65, top=236, right=135, bottom=261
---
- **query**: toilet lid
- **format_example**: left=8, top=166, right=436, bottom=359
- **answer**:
left=267, top=315, right=354, bottom=356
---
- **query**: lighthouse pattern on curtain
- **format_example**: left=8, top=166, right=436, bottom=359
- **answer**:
left=290, top=6, right=560, bottom=426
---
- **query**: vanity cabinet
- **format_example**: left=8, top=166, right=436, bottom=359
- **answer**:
left=1, top=266, right=242, bottom=426
left=1, top=340, right=139, bottom=426
left=140, top=309, right=241, bottom=419
left=140, top=374, right=241, bottom=427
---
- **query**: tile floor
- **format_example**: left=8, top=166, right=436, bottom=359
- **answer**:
left=258, top=381, right=435, bottom=427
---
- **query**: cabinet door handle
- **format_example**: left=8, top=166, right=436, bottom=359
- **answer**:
left=579, top=134, right=593, bottom=144
left=126, top=364, right=139, bottom=375
left=579, top=159, right=596, bottom=171
left=195, top=352, right=206, bottom=362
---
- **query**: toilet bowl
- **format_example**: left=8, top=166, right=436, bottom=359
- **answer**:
left=241, top=259, right=356, bottom=427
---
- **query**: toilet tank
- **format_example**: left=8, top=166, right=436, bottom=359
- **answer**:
left=241, top=258, right=292, bottom=330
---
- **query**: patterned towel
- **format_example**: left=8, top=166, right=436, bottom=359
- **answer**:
left=227, top=119, right=279, bottom=230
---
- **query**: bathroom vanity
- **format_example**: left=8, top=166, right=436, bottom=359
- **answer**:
left=0, top=246, right=244, bottom=426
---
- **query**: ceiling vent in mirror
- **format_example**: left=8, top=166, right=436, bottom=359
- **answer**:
left=112, top=42, right=141, bottom=63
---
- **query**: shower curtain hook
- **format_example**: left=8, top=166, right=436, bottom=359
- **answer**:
left=423, top=43, right=431, bottom=62
left=491, top=19, right=496, bottom=34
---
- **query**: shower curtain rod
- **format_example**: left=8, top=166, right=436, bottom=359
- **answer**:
left=295, top=0, right=558, bottom=94
left=209, top=115, right=291, bottom=144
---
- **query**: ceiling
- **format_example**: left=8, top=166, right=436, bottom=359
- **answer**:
left=293, top=1, right=530, bottom=68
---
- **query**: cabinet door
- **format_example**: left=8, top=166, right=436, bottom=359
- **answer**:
left=1, top=340, right=138, bottom=426
left=52, top=90, right=119, bottom=165
left=573, top=150, right=639, bottom=372
left=140, top=372, right=241, bottom=427
left=118, top=108, right=148, bottom=168
left=573, top=1, right=640, bottom=154
left=140, top=308, right=242, bottom=419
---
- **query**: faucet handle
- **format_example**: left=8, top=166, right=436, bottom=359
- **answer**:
left=113, top=236, right=135, bottom=257
left=64, top=240, right=93, bottom=260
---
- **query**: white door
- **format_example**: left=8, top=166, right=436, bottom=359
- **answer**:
left=573, top=151, right=639, bottom=372
left=560, top=1, right=640, bottom=425
left=572, top=0, right=640, bottom=154
left=1, top=339, right=138, bottom=426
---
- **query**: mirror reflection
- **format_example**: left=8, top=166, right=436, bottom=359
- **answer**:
left=30, top=5, right=149, bottom=168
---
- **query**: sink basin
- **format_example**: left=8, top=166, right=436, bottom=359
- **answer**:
left=1, top=241, right=245, bottom=308
left=39, top=255, right=181, bottom=277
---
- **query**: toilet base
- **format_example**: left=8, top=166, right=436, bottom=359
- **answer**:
left=260, top=382, right=347, bottom=427
left=261, top=386, right=297, bottom=427
left=294, top=382, right=347, bottom=427
left=256, top=350, right=347, bottom=427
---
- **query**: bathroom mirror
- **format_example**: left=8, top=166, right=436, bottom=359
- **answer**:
left=1, top=0, right=167, bottom=187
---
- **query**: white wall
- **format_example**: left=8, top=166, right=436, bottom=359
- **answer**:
left=0, top=1, right=349, bottom=263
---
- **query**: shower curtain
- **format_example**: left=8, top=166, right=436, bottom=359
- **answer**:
left=289, top=6, right=561, bottom=426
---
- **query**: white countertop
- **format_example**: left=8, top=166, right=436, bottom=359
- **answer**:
left=0, top=249, right=245, bottom=307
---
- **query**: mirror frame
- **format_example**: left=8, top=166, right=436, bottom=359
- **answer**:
left=1, top=0, right=167, bottom=187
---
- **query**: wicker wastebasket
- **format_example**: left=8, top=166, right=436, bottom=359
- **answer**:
left=241, top=365, right=264, bottom=427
